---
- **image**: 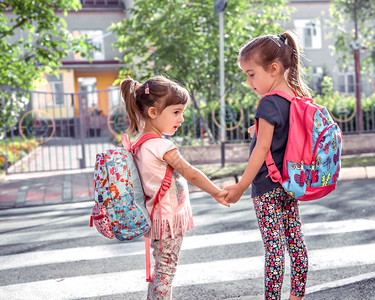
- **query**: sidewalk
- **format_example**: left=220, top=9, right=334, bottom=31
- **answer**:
left=0, top=169, right=94, bottom=209
left=1, top=165, right=375, bottom=210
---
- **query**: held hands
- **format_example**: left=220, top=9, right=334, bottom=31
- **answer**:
left=223, top=184, right=244, bottom=204
left=213, top=189, right=230, bottom=207
left=212, top=185, right=245, bottom=206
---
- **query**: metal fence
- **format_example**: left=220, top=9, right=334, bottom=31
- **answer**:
left=0, top=86, right=119, bottom=174
left=1, top=84, right=375, bottom=174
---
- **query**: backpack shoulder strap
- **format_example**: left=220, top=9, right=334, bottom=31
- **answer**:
left=129, top=133, right=162, bottom=151
left=258, top=90, right=294, bottom=106
left=122, top=133, right=174, bottom=206
left=254, top=90, right=293, bottom=185
left=145, top=164, right=174, bottom=283
left=122, top=133, right=174, bottom=283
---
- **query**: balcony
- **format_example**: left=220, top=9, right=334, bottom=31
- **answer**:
left=80, top=0, right=125, bottom=9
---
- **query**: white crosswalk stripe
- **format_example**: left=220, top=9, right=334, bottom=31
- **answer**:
left=1, top=186, right=375, bottom=299
left=1, top=243, right=375, bottom=300
left=2, top=218, right=375, bottom=270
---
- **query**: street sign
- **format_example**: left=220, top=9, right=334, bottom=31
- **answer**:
left=215, top=0, right=228, bottom=14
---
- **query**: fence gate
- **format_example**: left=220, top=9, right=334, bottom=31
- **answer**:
left=2, top=82, right=372, bottom=174
left=1, top=85, right=125, bottom=174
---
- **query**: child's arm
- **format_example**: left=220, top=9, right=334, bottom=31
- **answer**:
left=163, top=149, right=229, bottom=207
left=225, top=118, right=274, bottom=203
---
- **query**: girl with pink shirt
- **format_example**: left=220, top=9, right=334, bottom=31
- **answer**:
left=120, top=75, right=229, bottom=300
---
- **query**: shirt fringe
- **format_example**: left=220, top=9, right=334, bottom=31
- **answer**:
left=147, top=206, right=194, bottom=240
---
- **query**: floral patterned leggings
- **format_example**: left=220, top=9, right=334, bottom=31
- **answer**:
left=147, top=225, right=184, bottom=300
left=253, top=187, right=308, bottom=300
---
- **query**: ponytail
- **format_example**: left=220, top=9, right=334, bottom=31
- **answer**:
left=283, top=31, right=311, bottom=98
left=120, top=77, right=142, bottom=133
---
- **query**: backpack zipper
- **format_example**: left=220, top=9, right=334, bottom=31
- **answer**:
left=311, top=123, right=338, bottom=170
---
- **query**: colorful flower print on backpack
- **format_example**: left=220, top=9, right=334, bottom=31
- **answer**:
left=90, top=194, right=115, bottom=239
left=90, top=133, right=174, bottom=244
left=90, top=146, right=151, bottom=241
left=90, top=134, right=175, bottom=283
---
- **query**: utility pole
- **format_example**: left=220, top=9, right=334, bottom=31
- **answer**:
left=215, top=0, right=228, bottom=167
left=353, top=0, right=363, bottom=132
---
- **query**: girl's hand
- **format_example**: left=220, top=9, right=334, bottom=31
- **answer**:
left=213, top=189, right=230, bottom=207
left=224, top=184, right=244, bottom=204
left=163, top=149, right=230, bottom=206
left=248, top=125, right=255, bottom=138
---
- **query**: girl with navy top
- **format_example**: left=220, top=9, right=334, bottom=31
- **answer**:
left=224, top=31, right=309, bottom=300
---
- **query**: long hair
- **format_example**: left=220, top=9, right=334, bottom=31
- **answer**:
left=238, top=30, right=311, bottom=97
left=120, top=75, right=190, bottom=133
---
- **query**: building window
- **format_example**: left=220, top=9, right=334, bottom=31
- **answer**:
left=294, top=19, right=322, bottom=49
left=80, top=0, right=124, bottom=8
left=310, top=66, right=324, bottom=94
left=338, top=73, right=355, bottom=94
left=108, top=86, right=121, bottom=109
left=73, top=30, right=105, bottom=61
left=46, top=75, right=64, bottom=106
left=78, top=77, right=98, bottom=111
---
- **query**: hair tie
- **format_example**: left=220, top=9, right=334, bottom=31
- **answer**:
left=131, top=81, right=139, bottom=99
left=278, top=34, right=286, bottom=44
left=267, top=36, right=281, bottom=47
left=145, top=83, right=150, bottom=94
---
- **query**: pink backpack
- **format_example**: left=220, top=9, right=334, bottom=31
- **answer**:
left=256, top=90, right=343, bottom=201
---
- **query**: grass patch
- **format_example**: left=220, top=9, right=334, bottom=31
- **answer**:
left=341, top=155, right=375, bottom=168
left=198, top=155, right=375, bottom=180
left=198, top=163, right=248, bottom=180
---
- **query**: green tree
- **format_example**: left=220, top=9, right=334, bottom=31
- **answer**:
left=0, top=0, right=93, bottom=135
left=0, top=0, right=93, bottom=89
left=111, top=0, right=292, bottom=140
left=326, top=0, right=375, bottom=72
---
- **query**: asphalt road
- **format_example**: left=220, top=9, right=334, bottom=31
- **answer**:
left=1, top=178, right=375, bottom=299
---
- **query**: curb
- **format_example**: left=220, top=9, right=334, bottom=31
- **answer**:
left=0, top=167, right=93, bottom=182
left=0, top=166, right=374, bottom=210
left=338, top=166, right=375, bottom=181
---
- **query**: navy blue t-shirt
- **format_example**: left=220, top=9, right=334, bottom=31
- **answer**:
left=250, top=94, right=290, bottom=198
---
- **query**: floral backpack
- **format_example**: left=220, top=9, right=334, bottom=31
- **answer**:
left=90, top=133, right=173, bottom=282
left=255, top=90, right=343, bottom=201
left=90, top=134, right=173, bottom=240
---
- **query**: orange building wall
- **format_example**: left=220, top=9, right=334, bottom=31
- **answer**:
left=74, top=72, right=119, bottom=116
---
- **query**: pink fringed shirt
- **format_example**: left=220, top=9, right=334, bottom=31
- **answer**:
left=132, top=138, right=193, bottom=240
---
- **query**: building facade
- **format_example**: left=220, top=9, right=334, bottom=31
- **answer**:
left=287, top=0, right=373, bottom=97
left=35, top=0, right=128, bottom=122
left=8, top=0, right=374, bottom=121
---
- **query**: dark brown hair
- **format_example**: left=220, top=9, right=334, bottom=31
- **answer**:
left=238, top=31, right=311, bottom=97
left=120, top=75, right=190, bottom=133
